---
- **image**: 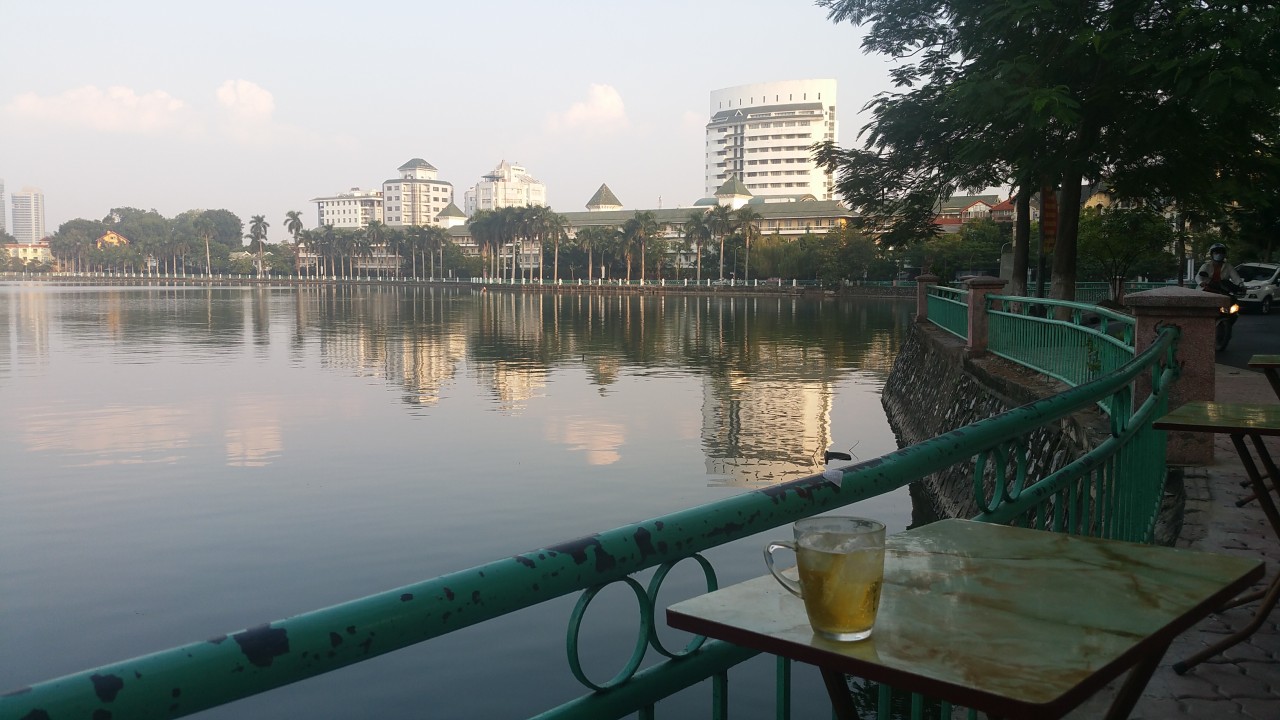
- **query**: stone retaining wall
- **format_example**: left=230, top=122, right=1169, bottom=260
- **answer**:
left=883, top=321, right=1183, bottom=543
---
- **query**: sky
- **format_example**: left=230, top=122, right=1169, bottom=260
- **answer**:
left=2, top=0, right=898, bottom=243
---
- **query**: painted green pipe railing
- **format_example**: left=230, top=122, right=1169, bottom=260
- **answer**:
left=0, top=325, right=1180, bottom=720
left=924, top=285, right=968, bottom=339
left=987, top=295, right=1135, bottom=391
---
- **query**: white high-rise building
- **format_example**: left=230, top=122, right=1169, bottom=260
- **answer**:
left=705, top=80, right=838, bottom=201
left=0, top=179, right=6, bottom=234
left=464, top=161, right=547, bottom=216
left=311, top=188, right=383, bottom=229
left=383, top=159, right=453, bottom=227
left=11, top=187, right=46, bottom=244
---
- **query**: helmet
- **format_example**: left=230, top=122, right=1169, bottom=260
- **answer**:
left=1210, top=242, right=1227, bottom=256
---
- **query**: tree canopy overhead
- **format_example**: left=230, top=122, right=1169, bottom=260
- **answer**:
left=817, top=0, right=1280, bottom=298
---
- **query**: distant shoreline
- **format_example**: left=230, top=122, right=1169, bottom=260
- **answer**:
left=0, top=272, right=916, bottom=298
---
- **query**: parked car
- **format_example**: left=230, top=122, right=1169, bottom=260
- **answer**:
left=1236, top=262, right=1280, bottom=314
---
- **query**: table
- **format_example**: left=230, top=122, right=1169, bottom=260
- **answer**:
left=1154, top=398, right=1280, bottom=673
left=1249, top=354, right=1280, bottom=399
left=667, top=519, right=1261, bottom=720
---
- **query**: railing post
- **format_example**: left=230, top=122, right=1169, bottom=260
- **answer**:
left=1126, top=287, right=1225, bottom=464
left=963, top=276, right=1007, bottom=357
left=914, top=274, right=938, bottom=323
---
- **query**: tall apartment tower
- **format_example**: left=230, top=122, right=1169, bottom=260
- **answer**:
left=705, top=80, right=838, bottom=201
left=11, top=187, right=46, bottom=244
left=382, top=159, right=453, bottom=227
left=464, top=161, right=547, bottom=216
left=0, top=179, right=6, bottom=234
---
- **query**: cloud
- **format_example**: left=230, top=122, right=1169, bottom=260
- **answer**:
left=545, top=84, right=628, bottom=133
left=216, top=79, right=275, bottom=122
left=4, top=85, right=191, bottom=134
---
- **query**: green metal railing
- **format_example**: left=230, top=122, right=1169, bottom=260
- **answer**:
left=1075, top=281, right=1177, bottom=303
left=0, top=320, right=1180, bottom=720
left=987, top=295, right=1136, bottom=393
left=925, top=285, right=968, bottom=339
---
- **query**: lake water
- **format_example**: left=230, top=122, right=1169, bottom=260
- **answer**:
left=0, top=283, right=916, bottom=718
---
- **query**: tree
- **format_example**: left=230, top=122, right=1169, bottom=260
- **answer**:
left=734, top=207, right=763, bottom=283
left=708, top=204, right=734, bottom=280
left=574, top=226, right=613, bottom=284
left=625, top=211, right=660, bottom=284
left=818, top=0, right=1280, bottom=300
left=364, top=220, right=386, bottom=278
left=683, top=211, right=712, bottom=283
left=284, top=210, right=305, bottom=275
left=1077, top=207, right=1176, bottom=291
left=247, top=215, right=269, bottom=276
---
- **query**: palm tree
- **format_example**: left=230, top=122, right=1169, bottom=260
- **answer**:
left=365, top=220, right=386, bottom=277
left=194, top=215, right=216, bottom=277
left=425, top=226, right=448, bottom=280
left=708, top=204, right=734, bottom=280
left=318, top=225, right=337, bottom=277
left=468, top=210, right=496, bottom=279
left=683, top=211, right=712, bottom=282
left=296, top=229, right=317, bottom=277
left=248, top=215, right=269, bottom=276
left=626, top=211, right=660, bottom=284
left=385, top=228, right=405, bottom=278
left=619, top=216, right=641, bottom=282
left=734, top=207, right=763, bottom=284
left=284, top=211, right=305, bottom=275
left=575, top=226, right=612, bottom=284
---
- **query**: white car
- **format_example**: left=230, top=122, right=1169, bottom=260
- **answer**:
left=1237, top=262, right=1280, bottom=314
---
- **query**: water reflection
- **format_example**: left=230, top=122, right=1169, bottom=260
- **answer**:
left=0, top=284, right=909, bottom=485
left=0, top=282, right=912, bottom=718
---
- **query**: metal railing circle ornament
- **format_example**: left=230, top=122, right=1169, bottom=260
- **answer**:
left=646, top=554, right=718, bottom=658
left=566, top=577, right=652, bottom=691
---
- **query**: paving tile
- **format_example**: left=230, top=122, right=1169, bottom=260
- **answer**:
left=1238, top=696, right=1280, bottom=719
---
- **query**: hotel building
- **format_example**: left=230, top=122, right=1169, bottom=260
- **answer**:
left=311, top=188, right=384, bottom=229
left=464, top=161, right=547, bottom=216
left=383, top=159, right=453, bottom=227
left=705, top=80, right=838, bottom=201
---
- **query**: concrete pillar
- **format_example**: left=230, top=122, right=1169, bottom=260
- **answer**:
left=963, top=276, right=1008, bottom=357
left=914, top=274, right=938, bottom=323
left=1126, top=286, right=1226, bottom=465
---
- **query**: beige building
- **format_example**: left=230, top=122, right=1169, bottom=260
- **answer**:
left=3, top=241, right=53, bottom=267
left=464, top=161, right=547, bottom=216
left=706, top=80, right=838, bottom=201
left=383, top=159, right=454, bottom=228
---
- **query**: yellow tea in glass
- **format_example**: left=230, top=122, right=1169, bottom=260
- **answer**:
left=765, top=516, right=886, bottom=641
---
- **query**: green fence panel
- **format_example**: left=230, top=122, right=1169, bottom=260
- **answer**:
left=925, top=285, right=968, bottom=340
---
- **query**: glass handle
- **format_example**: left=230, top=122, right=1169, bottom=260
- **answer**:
left=764, top=541, right=803, bottom=597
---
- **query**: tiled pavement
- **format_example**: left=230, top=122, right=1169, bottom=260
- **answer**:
left=1073, top=364, right=1280, bottom=718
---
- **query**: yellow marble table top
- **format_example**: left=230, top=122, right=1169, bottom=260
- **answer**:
left=667, top=519, right=1261, bottom=719
left=1155, top=401, right=1280, bottom=435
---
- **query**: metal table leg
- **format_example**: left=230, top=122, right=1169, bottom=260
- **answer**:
left=1175, top=432, right=1280, bottom=673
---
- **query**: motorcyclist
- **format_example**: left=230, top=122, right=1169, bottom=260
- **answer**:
left=1197, top=242, right=1244, bottom=296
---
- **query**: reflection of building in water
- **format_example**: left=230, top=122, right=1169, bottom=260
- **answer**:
left=399, top=332, right=468, bottom=405
left=474, top=362, right=548, bottom=413
left=22, top=405, right=192, bottom=466
left=2, top=285, right=50, bottom=370
left=701, top=372, right=835, bottom=488
left=225, top=397, right=283, bottom=467
left=546, top=416, right=624, bottom=465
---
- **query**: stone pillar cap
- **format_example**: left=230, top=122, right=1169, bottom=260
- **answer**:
left=1125, top=286, right=1229, bottom=312
left=916, top=274, right=939, bottom=283
left=962, top=275, right=1007, bottom=289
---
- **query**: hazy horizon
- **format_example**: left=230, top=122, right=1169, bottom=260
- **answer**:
left=2, top=1, right=896, bottom=243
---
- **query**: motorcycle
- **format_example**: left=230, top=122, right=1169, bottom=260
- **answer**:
left=1199, top=272, right=1242, bottom=351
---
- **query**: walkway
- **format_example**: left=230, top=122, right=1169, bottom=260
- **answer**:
left=1074, top=364, right=1280, bottom=718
